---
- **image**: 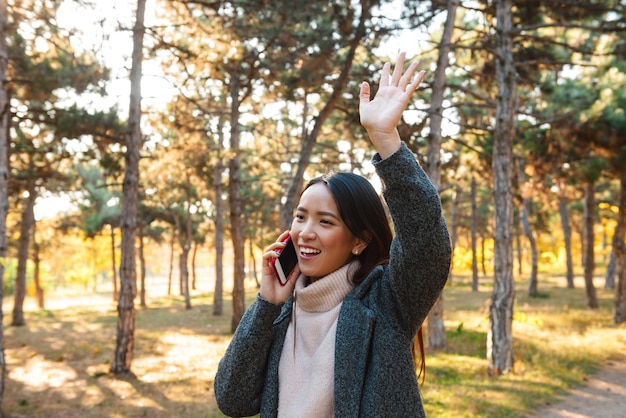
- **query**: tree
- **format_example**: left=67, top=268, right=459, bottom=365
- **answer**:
left=517, top=157, right=539, bottom=295
left=488, top=0, right=517, bottom=376
left=0, top=0, right=9, bottom=411
left=11, top=177, right=36, bottom=326
left=424, top=0, right=459, bottom=350
left=615, top=169, right=626, bottom=323
left=111, top=0, right=146, bottom=377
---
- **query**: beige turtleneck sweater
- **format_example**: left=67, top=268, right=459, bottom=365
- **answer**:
left=277, top=262, right=356, bottom=418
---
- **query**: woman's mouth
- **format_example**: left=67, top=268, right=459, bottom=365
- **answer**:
left=299, top=246, right=321, bottom=259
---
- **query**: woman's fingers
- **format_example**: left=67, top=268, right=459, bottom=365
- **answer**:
left=379, top=61, right=392, bottom=88
left=390, top=51, right=406, bottom=86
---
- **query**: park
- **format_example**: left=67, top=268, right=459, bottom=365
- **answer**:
left=1, top=0, right=626, bottom=417
left=2, top=268, right=625, bottom=417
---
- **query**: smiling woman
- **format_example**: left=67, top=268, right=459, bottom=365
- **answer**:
left=214, top=52, right=452, bottom=418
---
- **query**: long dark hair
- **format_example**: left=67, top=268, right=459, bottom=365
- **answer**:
left=304, top=172, right=426, bottom=385
left=304, top=172, right=392, bottom=284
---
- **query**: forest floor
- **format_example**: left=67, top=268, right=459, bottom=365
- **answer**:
left=2, top=273, right=625, bottom=417
left=527, top=356, right=626, bottom=418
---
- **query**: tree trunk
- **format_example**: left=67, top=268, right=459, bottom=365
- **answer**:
left=583, top=182, right=598, bottom=309
left=110, top=226, right=118, bottom=300
left=0, top=0, right=9, bottom=407
left=192, top=240, right=198, bottom=291
left=517, top=160, right=538, bottom=295
left=11, top=182, right=36, bottom=327
left=213, top=119, right=225, bottom=316
left=111, top=0, right=145, bottom=377
left=605, top=231, right=616, bottom=289
left=488, top=0, right=517, bottom=376
left=577, top=226, right=585, bottom=270
left=449, top=184, right=461, bottom=284
left=168, top=228, right=175, bottom=296
left=32, top=223, right=44, bottom=308
left=514, top=215, right=522, bottom=275
left=481, top=234, right=487, bottom=276
left=180, top=246, right=191, bottom=309
left=471, top=177, right=479, bottom=291
left=177, top=204, right=193, bottom=310
left=558, top=192, right=575, bottom=288
left=249, top=237, right=259, bottom=287
left=139, top=220, right=146, bottom=308
left=613, top=169, right=626, bottom=324
left=229, top=70, right=246, bottom=332
left=425, top=0, right=458, bottom=351
left=179, top=255, right=184, bottom=296
left=521, top=198, right=538, bottom=295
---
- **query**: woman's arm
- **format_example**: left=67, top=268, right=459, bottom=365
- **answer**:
left=361, top=52, right=451, bottom=330
left=214, top=296, right=283, bottom=416
left=375, top=144, right=451, bottom=331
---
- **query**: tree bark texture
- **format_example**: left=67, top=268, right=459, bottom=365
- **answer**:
left=178, top=205, right=192, bottom=310
left=488, top=0, right=517, bottom=376
left=229, top=71, right=246, bottom=332
left=471, top=177, right=479, bottom=291
left=111, top=227, right=118, bottom=300
left=192, top=241, right=198, bottom=291
left=521, top=198, right=538, bottom=295
left=449, top=184, right=460, bottom=284
left=32, top=224, right=44, bottom=308
left=111, top=0, right=145, bottom=377
left=614, top=169, right=626, bottom=324
left=0, top=1, right=10, bottom=407
left=213, top=118, right=225, bottom=316
left=515, top=221, right=523, bottom=276
left=168, top=229, right=175, bottom=296
left=11, top=182, right=36, bottom=326
left=605, top=231, right=616, bottom=289
left=518, top=160, right=538, bottom=295
left=139, top=222, right=146, bottom=308
left=558, top=193, right=575, bottom=288
left=583, top=182, right=598, bottom=309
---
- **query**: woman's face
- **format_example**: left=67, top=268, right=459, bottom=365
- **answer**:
left=290, top=183, right=361, bottom=282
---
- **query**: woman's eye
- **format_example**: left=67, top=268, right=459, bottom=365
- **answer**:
left=320, top=219, right=334, bottom=225
left=294, top=214, right=304, bottom=221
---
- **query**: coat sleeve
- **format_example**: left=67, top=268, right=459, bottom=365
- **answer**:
left=214, top=295, right=283, bottom=417
left=373, top=142, right=452, bottom=334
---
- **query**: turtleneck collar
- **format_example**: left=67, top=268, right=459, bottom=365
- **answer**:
left=294, top=262, right=357, bottom=313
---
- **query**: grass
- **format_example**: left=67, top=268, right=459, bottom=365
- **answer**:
left=3, top=274, right=625, bottom=417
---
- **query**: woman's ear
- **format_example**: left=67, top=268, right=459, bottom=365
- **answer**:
left=352, top=233, right=371, bottom=255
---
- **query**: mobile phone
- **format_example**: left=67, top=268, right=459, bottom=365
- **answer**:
left=270, top=236, right=298, bottom=286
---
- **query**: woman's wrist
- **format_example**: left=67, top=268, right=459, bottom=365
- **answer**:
left=367, top=129, right=401, bottom=159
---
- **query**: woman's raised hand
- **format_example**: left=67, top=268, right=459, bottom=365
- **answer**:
left=359, top=51, right=426, bottom=159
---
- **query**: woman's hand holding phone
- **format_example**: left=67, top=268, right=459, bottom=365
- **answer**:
left=261, top=231, right=299, bottom=304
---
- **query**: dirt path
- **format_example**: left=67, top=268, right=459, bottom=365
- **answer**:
left=528, top=357, right=626, bottom=418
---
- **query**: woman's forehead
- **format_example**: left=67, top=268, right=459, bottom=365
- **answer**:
left=298, top=183, right=339, bottom=213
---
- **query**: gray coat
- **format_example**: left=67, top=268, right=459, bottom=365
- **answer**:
left=214, top=143, right=452, bottom=417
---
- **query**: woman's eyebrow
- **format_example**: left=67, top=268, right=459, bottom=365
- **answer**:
left=296, top=207, right=341, bottom=220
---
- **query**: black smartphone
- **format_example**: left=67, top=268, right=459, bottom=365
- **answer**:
left=271, top=236, right=298, bottom=286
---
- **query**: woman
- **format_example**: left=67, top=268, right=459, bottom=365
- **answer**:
left=214, top=52, right=452, bottom=417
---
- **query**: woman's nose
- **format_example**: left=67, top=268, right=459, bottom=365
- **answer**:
left=299, top=222, right=316, bottom=240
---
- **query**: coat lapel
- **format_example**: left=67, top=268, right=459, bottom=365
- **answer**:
left=333, top=297, right=376, bottom=418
